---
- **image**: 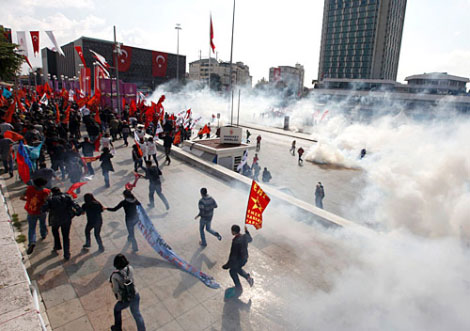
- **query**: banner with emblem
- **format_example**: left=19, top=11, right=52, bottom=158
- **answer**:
left=245, top=180, right=271, bottom=230
left=136, top=205, right=220, bottom=289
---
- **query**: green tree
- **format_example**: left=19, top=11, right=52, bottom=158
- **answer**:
left=0, top=27, right=24, bottom=82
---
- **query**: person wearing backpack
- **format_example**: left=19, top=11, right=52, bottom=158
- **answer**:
left=110, top=254, right=146, bottom=331
left=194, top=187, right=221, bottom=246
left=142, top=160, right=169, bottom=210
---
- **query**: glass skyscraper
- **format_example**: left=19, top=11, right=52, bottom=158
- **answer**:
left=318, top=0, right=407, bottom=81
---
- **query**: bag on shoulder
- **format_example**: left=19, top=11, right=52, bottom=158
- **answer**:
left=111, top=267, right=136, bottom=302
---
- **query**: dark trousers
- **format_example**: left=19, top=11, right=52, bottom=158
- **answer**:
left=315, top=197, right=323, bottom=209
left=126, top=219, right=138, bottom=251
left=86, top=162, right=95, bottom=175
left=229, top=260, right=249, bottom=289
left=164, top=147, right=171, bottom=164
left=103, top=170, right=110, bottom=187
left=134, top=159, right=143, bottom=172
left=52, top=221, right=71, bottom=258
left=145, top=154, right=158, bottom=167
left=113, top=293, right=145, bottom=331
left=2, top=158, right=13, bottom=174
left=123, top=132, right=129, bottom=146
left=149, top=184, right=169, bottom=209
left=84, top=221, right=103, bottom=248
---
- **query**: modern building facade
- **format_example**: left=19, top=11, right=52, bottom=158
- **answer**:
left=318, top=0, right=407, bottom=81
left=269, top=64, right=305, bottom=96
left=188, top=58, right=252, bottom=89
left=405, top=72, right=469, bottom=95
left=41, top=36, right=186, bottom=91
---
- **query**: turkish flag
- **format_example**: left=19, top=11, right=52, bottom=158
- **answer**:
left=116, top=45, right=132, bottom=72
left=75, top=46, right=87, bottom=67
left=245, top=181, right=271, bottom=230
left=30, top=31, right=40, bottom=56
left=210, top=15, right=215, bottom=53
left=4, top=130, right=24, bottom=142
left=152, top=51, right=168, bottom=77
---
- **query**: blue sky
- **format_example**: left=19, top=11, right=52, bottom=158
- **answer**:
left=2, top=0, right=470, bottom=86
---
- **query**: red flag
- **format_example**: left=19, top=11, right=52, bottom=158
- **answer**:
left=23, top=55, right=33, bottom=70
left=3, top=101, right=16, bottom=123
left=66, top=182, right=87, bottom=199
left=55, top=103, right=61, bottom=124
left=17, top=142, right=31, bottom=184
left=116, top=45, right=132, bottom=72
left=94, top=109, right=101, bottom=124
left=173, top=130, right=181, bottom=145
left=81, top=156, right=100, bottom=163
left=75, top=46, right=87, bottom=66
left=0, top=94, right=6, bottom=107
left=122, top=97, right=126, bottom=110
left=125, top=173, right=143, bottom=191
left=16, top=96, right=26, bottom=112
left=201, top=124, right=210, bottom=135
left=94, top=133, right=102, bottom=152
left=129, top=99, right=137, bottom=116
left=4, top=130, right=23, bottom=142
left=30, top=31, right=40, bottom=56
left=210, top=14, right=215, bottom=53
left=152, top=51, right=168, bottom=77
left=43, top=82, right=52, bottom=96
left=245, top=181, right=271, bottom=230
left=62, top=105, right=72, bottom=124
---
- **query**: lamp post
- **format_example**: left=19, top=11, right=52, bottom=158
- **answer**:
left=229, top=0, right=236, bottom=125
left=175, top=23, right=182, bottom=82
left=113, top=26, right=121, bottom=114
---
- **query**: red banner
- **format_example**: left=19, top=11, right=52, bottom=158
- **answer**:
left=79, top=67, right=91, bottom=96
left=245, top=181, right=271, bottom=230
left=75, top=46, right=87, bottom=67
left=152, top=51, right=168, bottom=77
left=30, top=31, right=39, bottom=56
left=116, top=45, right=132, bottom=72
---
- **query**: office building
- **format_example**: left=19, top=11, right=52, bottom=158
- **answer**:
left=269, top=64, right=305, bottom=96
left=318, top=0, right=407, bottom=81
left=189, top=58, right=252, bottom=89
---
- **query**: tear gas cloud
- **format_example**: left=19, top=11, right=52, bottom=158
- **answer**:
left=149, top=82, right=470, bottom=329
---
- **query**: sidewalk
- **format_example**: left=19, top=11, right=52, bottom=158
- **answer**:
left=238, top=122, right=317, bottom=142
left=4, top=140, right=350, bottom=331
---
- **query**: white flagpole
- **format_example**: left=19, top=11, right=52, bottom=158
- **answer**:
left=208, top=13, right=211, bottom=90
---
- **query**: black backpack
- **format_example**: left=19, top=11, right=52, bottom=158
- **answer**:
left=111, top=267, right=136, bottom=302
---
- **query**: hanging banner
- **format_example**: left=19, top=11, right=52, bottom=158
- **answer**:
left=30, top=31, right=40, bottom=56
left=75, top=46, right=87, bottom=66
left=152, top=51, right=168, bottom=77
left=45, top=31, right=65, bottom=56
left=16, top=31, right=29, bottom=57
left=136, top=205, right=220, bottom=289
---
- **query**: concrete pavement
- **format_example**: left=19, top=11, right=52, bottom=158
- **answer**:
left=4, top=135, right=355, bottom=331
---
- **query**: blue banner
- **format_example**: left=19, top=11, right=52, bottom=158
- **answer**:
left=136, top=205, right=220, bottom=289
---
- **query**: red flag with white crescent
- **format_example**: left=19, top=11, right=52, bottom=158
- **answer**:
left=152, top=51, right=168, bottom=77
left=75, top=46, right=87, bottom=66
left=30, top=31, right=40, bottom=56
left=116, top=45, right=132, bottom=72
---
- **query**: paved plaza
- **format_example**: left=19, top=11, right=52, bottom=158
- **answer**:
left=3, top=131, right=360, bottom=331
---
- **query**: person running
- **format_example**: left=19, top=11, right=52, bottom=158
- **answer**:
left=142, top=160, right=169, bottom=210
left=144, top=137, right=158, bottom=166
left=222, top=225, right=254, bottom=295
left=110, top=254, right=146, bottom=331
left=20, top=177, right=50, bottom=255
left=252, top=162, right=261, bottom=181
left=256, top=135, right=262, bottom=151
left=41, top=187, right=81, bottom=261
left=121, top=121, right=130, bottom=147
left=107, top=190, right=141, bottom=252
left=99, top=147, right=114, bottom=188
left=246, top=130, right=251, bottom=143
left=132, top=144, right=143, bottom=172
left=101, top=133, right=114, bottom=150
left=290, top=140, right=296, bottom=155
left=194, top=188, right=221, bottom=246
left=79, top=137, right=96, bottom=175
left=315, top=182, right=325, bottom=209
left=297, top=147, right=304, bottom=165
left=163, top=132, right=173, bottom=165
left=81, top=193, right=105, bottom=252
left=253, top=153, right=259, bottom=165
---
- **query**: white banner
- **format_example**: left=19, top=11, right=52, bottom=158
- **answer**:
left=16, top=31, right=29, bottom=56
left=45, top=31, right=65, bottom=56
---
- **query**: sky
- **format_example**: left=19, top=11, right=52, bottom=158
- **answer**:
left=1, top=0, right=470, bottom=86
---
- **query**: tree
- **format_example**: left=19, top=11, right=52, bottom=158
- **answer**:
left=0, top=27, right=24, bottom=82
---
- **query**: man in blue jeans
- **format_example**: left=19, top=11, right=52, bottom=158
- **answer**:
left=20, top=177, right=51, bottom=255
left=110, top=254, right=146, bottom=331
left=194, top=187, right=222, bottom=246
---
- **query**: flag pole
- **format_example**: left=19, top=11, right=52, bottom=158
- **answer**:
left=229, top=0, right=236, bottom=125
left=113, top=26, right=121, bottom=114
left=208, top=13, right=211, bottom=90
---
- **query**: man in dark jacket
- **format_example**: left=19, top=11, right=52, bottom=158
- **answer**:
left=42, top=187, right=81, bottom=260
left=163, top=133, right=173, bottom=165
left=194, top=188, right=221, bottom=246
left=315, top=182, right=325, bottom=209
left=222, top=225, right=254, bottom=293
left=142, top=161, right=169, bottom=210
left=79, top=137, right=95, bottom=175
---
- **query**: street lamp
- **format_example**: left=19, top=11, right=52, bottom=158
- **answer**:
left=229, top=0, right=236, bottom=125
left=175, top=23, right=182, bottom=82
